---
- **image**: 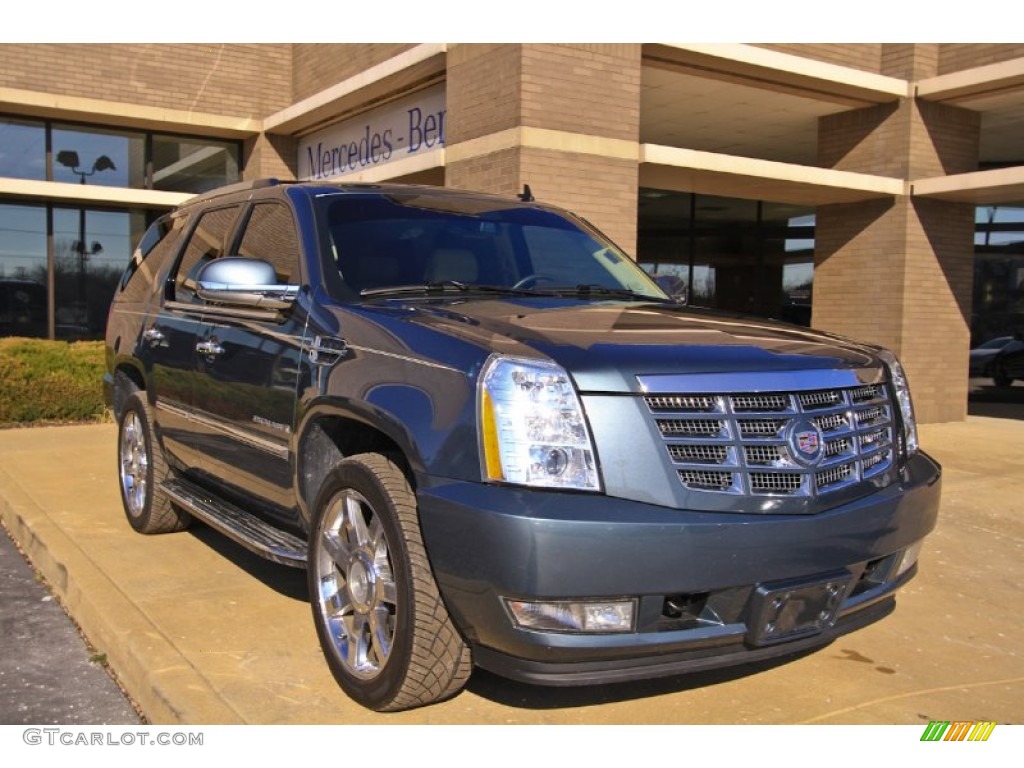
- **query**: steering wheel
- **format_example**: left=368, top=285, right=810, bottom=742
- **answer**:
left=512, top=273, right=556, bottom=290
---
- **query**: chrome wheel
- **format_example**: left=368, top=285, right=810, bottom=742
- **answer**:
left=115, top=387, right=190, bottom=535
left=308, top=454, right=471, bottom=710
left=314, top=488, right=398, bottom=679
left=119, top=410, right=148, bottom=518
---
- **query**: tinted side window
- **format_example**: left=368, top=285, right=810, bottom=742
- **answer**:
left=236, top=203, right=300, bottom=283
left=174, top=206, right=240, bottom=303
left=118, top=215, right=185, bottom=301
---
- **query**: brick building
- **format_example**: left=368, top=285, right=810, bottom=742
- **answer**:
left=2, top=43, right=1023, bottom=422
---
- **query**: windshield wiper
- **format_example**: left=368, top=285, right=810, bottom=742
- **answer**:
left=360, top=281, right=552, bottom=298
left=552, top=284, right=672, bottom=302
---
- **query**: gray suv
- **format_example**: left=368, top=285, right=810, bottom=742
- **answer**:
left=105, top=179, right=941, bottom=711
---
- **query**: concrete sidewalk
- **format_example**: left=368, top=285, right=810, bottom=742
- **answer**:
left=0, top=419, right=1021, bottom=725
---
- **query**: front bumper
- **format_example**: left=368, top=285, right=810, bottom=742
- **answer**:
left=417, top=451, right=941, bottom=685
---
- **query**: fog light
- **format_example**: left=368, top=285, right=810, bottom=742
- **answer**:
left=505, top=599, right=636, bottom=633
left=896, top=540, right=923, bottom=577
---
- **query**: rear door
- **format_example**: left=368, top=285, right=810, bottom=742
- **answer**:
left=147, top=204, right=242, bottom=472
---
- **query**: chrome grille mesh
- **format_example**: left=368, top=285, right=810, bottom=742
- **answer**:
left=643, top=379, right=895, bottom=498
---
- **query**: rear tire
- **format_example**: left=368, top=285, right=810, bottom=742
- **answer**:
left=117, top=389, right=191, bottom=534
left=308, top=453, right=472, bottom=711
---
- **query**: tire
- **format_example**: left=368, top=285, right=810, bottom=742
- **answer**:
left=993, top=361, right=1013, bottom=388
left=308, top=453, right=472, bottom=711
left=117, top=389, right=191, bottom=534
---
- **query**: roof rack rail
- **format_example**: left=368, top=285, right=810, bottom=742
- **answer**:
left=189, top=178, right=285, bottom=201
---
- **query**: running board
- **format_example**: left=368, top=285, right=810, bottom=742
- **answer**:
left=162, top=479, right=307, bottom=568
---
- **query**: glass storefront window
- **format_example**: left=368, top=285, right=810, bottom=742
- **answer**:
left=52, top=207, right=147, bottom=339
left=0, top=118, right=46, bottom=180
left=973, top=204, right=1024, bottom=345
left=763, top=203, right=815, bottom=326
left=152, top=134, right=240, bottom=193
left=636, top=189, right=816, bottom=325
left=637, top=189, right=692, bottom=302
left=52, top=124, right=146, bottom=188
left=0, top=204, right=48, bottom=338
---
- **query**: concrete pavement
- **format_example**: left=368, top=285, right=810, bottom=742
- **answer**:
left=0, top=416, right=1021, bottom=725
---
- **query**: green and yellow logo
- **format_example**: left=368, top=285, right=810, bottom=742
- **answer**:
left=921, top=721, right=996, bottom=742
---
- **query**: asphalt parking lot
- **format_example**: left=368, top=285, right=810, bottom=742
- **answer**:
left=0, top=395, right=1021, bottom=726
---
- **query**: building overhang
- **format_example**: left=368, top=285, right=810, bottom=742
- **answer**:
left=643, top=43, right=908, bottom=108
left=263, top=44, right=447, bottom=137
left=912, top=166, right=1024, bottom=205
left=916, top=58, right=1024, bottom=103
left=0, top=87, right=260, bottom=139
left=640, top=145, right=905, bottom=206
left=0, top=177, right=193, bottom=209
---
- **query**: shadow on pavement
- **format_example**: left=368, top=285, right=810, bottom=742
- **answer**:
left=187, top=521, right=309, bottom=602
left=967, top=379, right=1024, bottom=421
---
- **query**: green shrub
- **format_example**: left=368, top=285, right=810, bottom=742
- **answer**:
left=0, top=338, right=108, bottom=426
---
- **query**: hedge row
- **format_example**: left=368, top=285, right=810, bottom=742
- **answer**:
left=0, top=338, right=108, bottom=426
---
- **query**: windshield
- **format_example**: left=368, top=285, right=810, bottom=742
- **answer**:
left=318, top=192, right=668, bottom=301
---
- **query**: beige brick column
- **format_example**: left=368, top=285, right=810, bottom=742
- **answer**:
left=445, top=44, right=642, bottom=254
left=814, top=91, right=979, bottom=423
left=244, top=134, right=298, bottom=181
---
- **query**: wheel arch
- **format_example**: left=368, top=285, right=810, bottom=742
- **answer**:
left=111, top=360, right=147, bottom=418
left=295, top=402, right=421, bottom=530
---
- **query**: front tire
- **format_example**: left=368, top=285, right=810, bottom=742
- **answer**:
left=308, top=453, right=472, bottom=711
left=993, top=361, right=1014, bottom=387
left=117, top=390, right=191, bottom=534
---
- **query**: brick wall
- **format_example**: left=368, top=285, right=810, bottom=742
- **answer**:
left=243, top=134, right=298, bottom=181
left=0, top=44, right=292, bottom=118
left=446, top=147, right=521, bottom=197
left=753, top=44, right=881, bottom=73
left=819, top=102, right=906, bottom=178
left=291, top=44, right=415, bottom=101
left=815, top=99, right=979, bottom=422
left=520, top=148, right=639, bottom=254
left=938, top=44, right=1024, bottom=74
left=881, top=44, right=939, bottom=80
left=446, top=44, right=641, bottom=254
left=446, top=44, right=523, bottom=143
left=520, top=44, right=641, bottom=141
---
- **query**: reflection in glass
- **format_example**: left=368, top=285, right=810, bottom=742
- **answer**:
left=52, top=125, right=145, bottom=188
left=0, top=204, right=48, bottom=337
left=973, top=204, right=1024, bottom=345
left=52, top=207, right=146, bottom=339
left=636, top=189, right=816, bottom=325
left=0, top=118, right=46, bottom=180
left=152, top=135, right=240, bottom=193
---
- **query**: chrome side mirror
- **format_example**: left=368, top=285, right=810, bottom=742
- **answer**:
left=196, top=257, right=299, bottom=310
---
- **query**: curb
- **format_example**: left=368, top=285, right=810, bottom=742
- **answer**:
left=0, top=455, right=243, bottom=725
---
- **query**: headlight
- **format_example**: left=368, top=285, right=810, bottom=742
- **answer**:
left=878, top=349, right=919, bottom=455
left=478, top=355, right=600, bottom=490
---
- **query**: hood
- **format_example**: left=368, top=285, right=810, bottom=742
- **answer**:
left=357, top=297, right=883, bottom=393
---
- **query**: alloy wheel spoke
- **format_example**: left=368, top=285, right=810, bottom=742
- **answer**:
left=320, top=528, right=352, bottom=569
left=347, top=612, right=370, bottom=670
left=369, top=605, right=393, bottom=663
left=343, top=494, right=370, bottom=547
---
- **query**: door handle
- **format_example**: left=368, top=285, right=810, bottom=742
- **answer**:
left=196, top=339, right=225, bottom=356
left=143, top=327, right=166, bottom=345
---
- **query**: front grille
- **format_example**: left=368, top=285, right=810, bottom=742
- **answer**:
left=643, top=377, right=896, bottom=499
